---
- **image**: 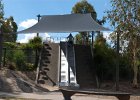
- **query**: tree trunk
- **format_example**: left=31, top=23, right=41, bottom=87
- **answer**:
left=0, top=34, right=3, bottom=68
left=132, top=40, right=138, bottom=88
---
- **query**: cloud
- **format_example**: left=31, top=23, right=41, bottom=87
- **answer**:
left=19, top=19, right=38, bottom=29
left=103, top=31, right=112, bottom=39
left=17, top=19, right=51, bottom=43
left=17, top=33, right=51, bottom=43
left=17, top=33, right=37, bottom=43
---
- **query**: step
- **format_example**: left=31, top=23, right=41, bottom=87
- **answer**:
left=43, top=67, right=50, bottom=71
left=42, top=61, right=50, bottom=64
left=42, top=76, right=48, bottom=80
left=40, top=71, right=47, bottom=75
left=38, top=80, right=45, bottom=84
left=44, top=46, right=52, bottom=50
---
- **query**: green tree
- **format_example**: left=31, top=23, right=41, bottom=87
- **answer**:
left=72, top=0, right=97, bottom=45
left=94, top=33, right=116, bottom=85
left=28, top=37, right=43, bottom=68
left=0, top=0, right=18, bottom=42
left=2, top=16, right=18, bottom=42
left=0, top=0, right=4, bottom=67
left=106, top=0, right=140, bottom=87
left=0, top=0, right=18, bottom=66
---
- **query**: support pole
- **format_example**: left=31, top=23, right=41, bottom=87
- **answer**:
left=37, top=14, right=41, bottom=37
left=0, top=34, right=3, bottom=68
left=92, top=31, right=94, bottom=48
left=0, top=25, right=3, bottom=69
left=116, top=32, right=120, bottom=91
left=35, top=14, right=41, bottom=68
left=3, top=47, right=6, bottom=67
left=59, top=45, right=62, bottom=86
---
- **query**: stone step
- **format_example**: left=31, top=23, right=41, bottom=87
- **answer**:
left=44, top=46, right=52, bottom=50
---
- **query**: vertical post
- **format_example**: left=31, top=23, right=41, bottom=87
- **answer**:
left=68, top=62, right=70, bottom=85
left=116, top=32, right=120, bottom=91
left=59, top=45, right=62, bottom=86
left=35, top=14, right=41, bottom=68
left=91, top=31, right=99, bottom=88
left=67, top=41, right=70, bottom=85
left=0, top=25, right=3, bottom=69
left=3, top=47, right=6, bottom=67
left=37, top=14, right=41, bottom=37
left=92, top=31, right=94, bottom=48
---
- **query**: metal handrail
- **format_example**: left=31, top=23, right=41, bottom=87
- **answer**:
left=35, top=43, right=44, bottom=84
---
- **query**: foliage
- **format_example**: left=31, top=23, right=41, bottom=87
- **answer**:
left=94, top=33, right=116, bottom=81
left=0, top=0, right=4, bottom=18
left=106, top=0, right=140, bottom=87
left=13, top=50, right=26, bottom=70
left=3, top=42, right=17, bottom=48
left=28, top=36, right=42, bottom=50
left=94, top=33, right=132, bottom=83
left=2, top=16, right=18, bottom=42
left=72, top=0, right=96, bottom=45
left=0, top=0, right=18, bottom=66
left=72, top=0, right=97, bottom=19
left=119, top=54, right=132, bottom=80
left=3, top=42, right=36, bottom=71
left=3, top=42, right=17, bottom=62
left=25, top=63, right=34, bottom=71
left=28, top=36, right=43, bottom=68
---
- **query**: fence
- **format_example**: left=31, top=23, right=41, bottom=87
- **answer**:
left=2, top=48, right=36, bottom=70
left=44, top=37, right=92, bottom=45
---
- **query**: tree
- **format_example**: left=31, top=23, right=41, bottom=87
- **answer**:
left=2, top=16, right=18, bottom=42
left=0, top=0, right=18, bottom=67
left=106, top=0, right=140, bottom=87
left=72, top=0, right=97, bottom=45
left=0, top=0, right=18, bottom=42
left=94, top=33, right=116, bottom=85
left=0, top=0, right=4, bottom=67
left=28, top=37, right=43, bottom=68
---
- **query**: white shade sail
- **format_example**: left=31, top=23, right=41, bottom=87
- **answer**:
left=18, top=13, right=109, bottom=33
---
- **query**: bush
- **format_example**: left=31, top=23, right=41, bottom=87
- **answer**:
left=13, top=50, right=26, bottom=70
left=25, top=63, right=34, bottom=71
left=7, top=62, right=16, bottom=70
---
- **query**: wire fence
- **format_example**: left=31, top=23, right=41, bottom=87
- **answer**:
left=2, top=48, right=36, bottom=70
left=44, top=36, right=92, bottom=45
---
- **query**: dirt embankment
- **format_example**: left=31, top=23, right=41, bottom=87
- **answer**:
left=0, top=68, right=49, bottom=93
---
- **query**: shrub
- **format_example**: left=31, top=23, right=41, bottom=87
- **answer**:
left=7, top=62, right=16, bottom=70
left=13, top=50, right=26, bottom=70
left=25, top=63, right=34, bottom=71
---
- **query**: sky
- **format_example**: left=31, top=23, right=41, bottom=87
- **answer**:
left=2, top=0, right=112, bottom=43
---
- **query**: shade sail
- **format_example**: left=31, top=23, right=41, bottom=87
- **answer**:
left=18, top=13, right=109, bottom=33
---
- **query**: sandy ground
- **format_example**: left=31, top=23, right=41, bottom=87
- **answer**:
left=0, top=92, right=118, bottom=100
left=1, top=69, right=140, bottom=100
left=0, top=92, right=139, bottom=100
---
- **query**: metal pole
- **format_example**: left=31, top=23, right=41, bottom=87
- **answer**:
left=116, top=32, right=120, bottom=91
left=37, top=14, right=41, bottom=37
left=59, top=45, right=62, bottom=86
left=35, top=14, right=41, bottom=68
left=92, top=31, right=94, bottom=48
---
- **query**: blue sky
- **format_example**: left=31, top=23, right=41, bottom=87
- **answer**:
left=2, top=0, right=111, bottom=43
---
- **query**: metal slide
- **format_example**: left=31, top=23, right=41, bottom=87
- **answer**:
left=59, top=42, right=78, bottom=87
